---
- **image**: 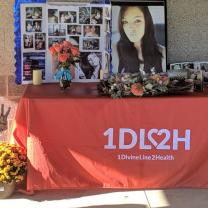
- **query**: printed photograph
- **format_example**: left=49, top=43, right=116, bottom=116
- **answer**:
left=111, top=3, right=167, bottom=74
left=23, top=52, right=45, bottom=81
left=200, top=62, right=208, bottom=71
left=25, top=20, right=33, bottom=32
left=33, top=20, right=42, bottom=32
left=91, top=7, right=103, bottom=24
left=79, top=52, right=102, bottom=79
left=26, top=20, right=42, bottom=32
left=79, top=7, right=90, bottom=24
left=48, top=37, right=65, bottom=48
left=59, top=11, right=77, bottom=23
left=83, top=38, right=99, bottom=50
left=182, top=62, right=194, bottom=69
left=200, top=62, right=208, bottom=83
left=84, top=25, right=100, bottom=37
left=170, top=63, right=182, bottom=70
left=26, top=7, right=42, bottom=19
left=67, top=25, right=81, bottom=35
left=48, top=9, right=58, bottom=23
left=23, top=34, right=34, bottom=49
left=48, top=24, right=66, bottom=36
left=35, top=33, right=46, bottom=50
left=68, top=36, right=79, bottom=47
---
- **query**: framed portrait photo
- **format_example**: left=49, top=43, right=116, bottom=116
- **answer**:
left=111, top=0, right=167, bottom=74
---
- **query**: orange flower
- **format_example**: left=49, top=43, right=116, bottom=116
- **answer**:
left=58, top=53, right=69, bottom=63
left=63, top=40, right=73, bottom=49
left=49, top=46, right=56, bottom=55
left=71, top=47, right=80, bottom=57
left=53, top=43, right=63, bottom=53
left=131, top=83, right=144, bottom=96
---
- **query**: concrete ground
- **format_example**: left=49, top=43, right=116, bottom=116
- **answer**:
left=1, top=188, right=208, bottom=208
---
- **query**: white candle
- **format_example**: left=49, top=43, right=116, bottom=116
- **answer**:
left=100, top=69, right=104, bottom=80
left=33, top=69, right=42, bottom=85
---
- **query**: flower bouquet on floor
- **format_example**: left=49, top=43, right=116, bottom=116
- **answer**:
left=0, top=143, right=27, bottom=199
left=49, top=40, right=80, bottom=90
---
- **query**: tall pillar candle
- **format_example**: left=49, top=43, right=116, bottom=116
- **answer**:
left=33, top=69, right=42, bottom=85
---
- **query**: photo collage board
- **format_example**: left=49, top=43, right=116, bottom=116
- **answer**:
left=20, top=2, right=111, bottom=84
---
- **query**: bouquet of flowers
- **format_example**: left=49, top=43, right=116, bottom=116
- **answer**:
left=0, top=143, right=27, bottom=184
left=49, top=40, right=80, bottom=89
left=98, top=73, right=169, bottom=98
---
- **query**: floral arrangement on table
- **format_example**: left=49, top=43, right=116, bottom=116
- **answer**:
left=0, top=143, right=27, bottom=184
left=98, top=73, right=194, bottom=98
left=49, top=40, right=80, bottom=89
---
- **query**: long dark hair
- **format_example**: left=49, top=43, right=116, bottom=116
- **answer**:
left=80, top=52, right=101, bottom=79
left=117, top=6, right=163, bottom=74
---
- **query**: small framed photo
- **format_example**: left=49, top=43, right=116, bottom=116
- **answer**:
left=26, top=7, right=42, bottom=19
left=59, top=11, right=77, bottom=23
left=91, top=7, right=103, bottom=24
left=35, top=33, right=46, bottom=50
left=67, top=25, right=81, bottom=35
left=33, top=20, right=42, bottom=32
left=48, top=9, right=58, bottom=23
left=200, top=62, right=208, bottom=71
left=83, top=25, right=100, bottom=37
left=48, top=24, right=66, bottom=36
left=23, top=34, right=34, bottom=49
left=170, top=63, right=182, bottom=70
left=68, top=36, right=79, bottom=47
left=182, top=62, right=194, bottom=70
left=83, top=38, right=99, bottom=50
left=48, top=37, right=65, bottom=48
left=79, top=7, right=90, bottom=24
left=199, top=62, right=208, bottom=83
left=79, top=52, right=102, bottom=79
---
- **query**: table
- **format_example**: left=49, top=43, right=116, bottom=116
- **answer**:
left=10, top=83, right=208, bottom=191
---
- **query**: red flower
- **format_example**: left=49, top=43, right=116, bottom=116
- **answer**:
left=71, top=47, right=80, bottom=57
left=63, top=40, right=73, bottom=49
left=131, top=83, right=144, bottom=96
left=53, top=43, right=63, bottom=53
left=49, top=46, right=56, bottom=55
left=58, top=53, right=69, bottom=63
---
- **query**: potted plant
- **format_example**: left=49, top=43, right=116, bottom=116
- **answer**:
left=49, top=40, right=80, bottom=90
left=0, top=142, right=27, bottom=199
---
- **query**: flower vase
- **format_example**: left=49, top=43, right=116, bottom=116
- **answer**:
left=0, top=181, right=15, bottom=199
left=54, top=68, right=72, bottom=90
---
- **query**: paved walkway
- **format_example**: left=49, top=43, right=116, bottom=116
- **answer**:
left=1, top=188, right=208, bottom=208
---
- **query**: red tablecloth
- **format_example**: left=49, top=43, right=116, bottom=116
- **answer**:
left=10, top=83, right=208, bottom=191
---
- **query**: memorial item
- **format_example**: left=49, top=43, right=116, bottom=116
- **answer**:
left=98, top=73, right=169, bottom=98
left=15, top=1, right=111, bottom=84
left=32, top=69, right=42, bottom=85
left=0, top=143, right=27, bottom=199
left=49, top=40, right=80, bottom=89
left=111, top=0, right=167, bottom=74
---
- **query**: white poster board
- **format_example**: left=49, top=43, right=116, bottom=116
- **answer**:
left=20, top=2, right=111, bottom=84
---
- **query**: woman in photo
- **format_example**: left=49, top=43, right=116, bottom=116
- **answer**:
left=33, top=21, right=41, bottom=32
left=26, top=21, right=33, bottom=32
left=80, top=52, right=101, bottom=79
left=91, top=9, right=102, bottom=24
left=85, top=26, right=99, bottom=37
left=117, top=6, right=165, bottom=74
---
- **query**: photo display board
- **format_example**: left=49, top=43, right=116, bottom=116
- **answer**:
left=19, top=1, right=111, bottom=84
left=111, top=0, right=167, bottom=74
